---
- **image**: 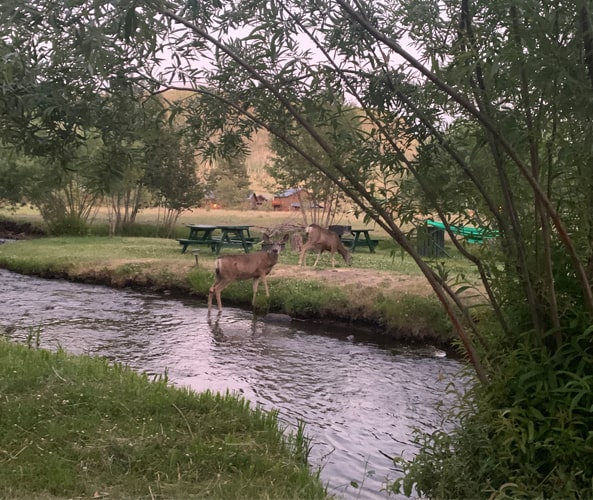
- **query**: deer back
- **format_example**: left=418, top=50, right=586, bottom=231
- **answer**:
left=215, top=235, right=287, bottom=280
left=306, top=224, right=345, bottom=251
left=216, top=251, right=278, bottom=280
left=304, top=224, right=352, bottom=265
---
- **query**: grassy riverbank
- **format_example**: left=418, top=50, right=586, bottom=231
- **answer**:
left=0, top=338, right=326, bottom=499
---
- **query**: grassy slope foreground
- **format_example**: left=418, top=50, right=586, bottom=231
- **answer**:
left=0, top=339, right=326, bottom=499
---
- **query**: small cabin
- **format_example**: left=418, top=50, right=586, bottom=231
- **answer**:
left=272, top=188, right=303, bottom=211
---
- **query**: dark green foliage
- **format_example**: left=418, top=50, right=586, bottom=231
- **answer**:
left=142, top=124, right=205, bottom=234
left=268, top=278, right=350, bottom=317
left=394, top=326, right=593, bottom=498
left=206, top=157, right=251, bottom=209
left=46, top=215, right=89, bottom=236
left=376, top=294, right=452, bottom=342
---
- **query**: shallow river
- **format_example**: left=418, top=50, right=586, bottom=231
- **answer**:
left=0, top=268, right=466, bottom=499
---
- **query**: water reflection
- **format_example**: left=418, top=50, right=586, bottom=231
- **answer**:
left=0, top=268, right=466, bottom=499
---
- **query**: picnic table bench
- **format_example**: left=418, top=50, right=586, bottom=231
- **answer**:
left=329, top=226, right=378, bottom=253
left=341, top=234, right=379, bottom=252
left=177, top=224, right=255, bottom=255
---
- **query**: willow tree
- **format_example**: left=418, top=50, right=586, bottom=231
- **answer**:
left=4, top=0, right=593, bottom=496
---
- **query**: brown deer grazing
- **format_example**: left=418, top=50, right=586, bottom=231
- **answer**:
left=208, top=234, right=289, bottom=313
left=299, top=224, right=352, bottom=268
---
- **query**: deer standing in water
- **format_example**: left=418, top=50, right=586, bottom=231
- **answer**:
left=208, top=234, right=289, bottom=313
left=299, top=224, right=352, bottom=268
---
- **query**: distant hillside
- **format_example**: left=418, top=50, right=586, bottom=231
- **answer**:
left=244, top=129, right=276, bottom=196
left=160, top=89, right=277, bottom=197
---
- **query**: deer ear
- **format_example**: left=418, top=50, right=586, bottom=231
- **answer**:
left=282, top=233, right=289, bottom=243
left=262, top=233, right=271, bottom=243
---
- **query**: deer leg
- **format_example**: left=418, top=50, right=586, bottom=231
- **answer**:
left=208, top=277, right=221, bottom=312
left=313, top=251, right=322, bottom=267
left=212, top=279, right=233, bottom=312
left=331, top=252, right=336, bottom=268
left=215, top=281, right=232, bottom=312
left=251, top=274, right=273, bottom=306
left=251, top=277, right=261, bottom=305
left=299, top=243, right=311, bottom=266
left=215, top=287, right=223, bottom=312
left=207, top=287, right=214, bottom=312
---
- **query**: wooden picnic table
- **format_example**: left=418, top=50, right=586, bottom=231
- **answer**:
left=177, top=224, right=255, bottom=254
left=342, top=228, right=378, bottom=253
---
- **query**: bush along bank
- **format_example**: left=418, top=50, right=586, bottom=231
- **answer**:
left=0, top=337, right=327, bottom=499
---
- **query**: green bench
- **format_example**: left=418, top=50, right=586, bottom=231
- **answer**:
left=177, top=238, right=217, bottom=253
left=177, top=237, right=256, bottom=254
left=426, top=220, right=499, bottom=244
left=341, top=238, right=379, bottom=251
left=215, top=238, right=256, bottom=253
